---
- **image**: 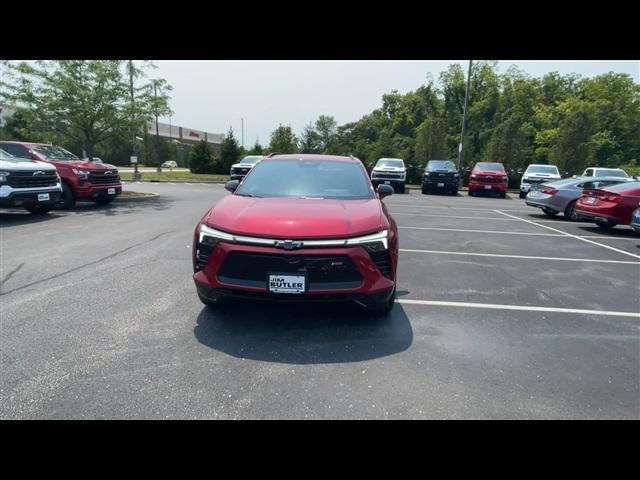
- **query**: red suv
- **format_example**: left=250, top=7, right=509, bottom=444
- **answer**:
left=0, top=141, right=122, bottom=209
left=192, top=154, right=399, bottom=314
left=468, top=162, right=508, bottom=198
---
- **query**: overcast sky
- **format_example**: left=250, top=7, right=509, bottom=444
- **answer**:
left=152, top=60, right=640, bottom=148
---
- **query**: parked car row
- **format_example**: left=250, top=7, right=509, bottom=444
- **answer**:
left=0, top=141, right=122, bottom=214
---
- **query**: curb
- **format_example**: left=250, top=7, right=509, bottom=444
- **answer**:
left=113, top=193, right=160, bottom=202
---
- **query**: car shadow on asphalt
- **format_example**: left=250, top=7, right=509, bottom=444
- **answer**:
left=0, top=197, right=173, bottom=226
left=194, top=300, right=413, bottom=364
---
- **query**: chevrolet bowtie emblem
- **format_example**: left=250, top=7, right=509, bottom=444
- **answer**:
left=275, top=240, right=304, bottom=250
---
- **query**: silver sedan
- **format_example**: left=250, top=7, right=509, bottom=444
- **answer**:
left=525, top=177, right=629, bottom=220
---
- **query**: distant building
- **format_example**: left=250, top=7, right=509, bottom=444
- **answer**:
left=147, top=121, right=224, bottom=147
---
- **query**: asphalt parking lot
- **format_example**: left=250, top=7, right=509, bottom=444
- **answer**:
left=1, top=183, right=638, bottom=419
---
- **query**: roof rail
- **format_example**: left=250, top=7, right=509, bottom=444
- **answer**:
left=267, top=152, right=282, bottom=157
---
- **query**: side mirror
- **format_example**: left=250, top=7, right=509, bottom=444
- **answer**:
left=225, top=180, right=240, bottom=192
left=377, top=184, right=394, bottom=199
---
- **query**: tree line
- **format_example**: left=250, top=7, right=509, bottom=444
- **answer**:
left=3, top=61, right=638, bottom=180
left=236, top=62, right=640, bottom=182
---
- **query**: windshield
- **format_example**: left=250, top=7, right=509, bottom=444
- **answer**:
left=526, top=165, right=559, bottom=175
left=426, top=160, right=456, bottom=171
left=475, top=163, right=504, bottom=172
left=240, top=156, right=262, bottom=165
left=544, top=178, right=582, bottom=188
left=0, top=148, right=26, bottom=162
left=596, top=180, right=640, bottom=191
left=595, top=169, right=629, bottom=178
left=235, top=159, right=374, bottom=200
left=31, top=145, right=79, bottom=161
left=376, top=159, right=404, bottom=168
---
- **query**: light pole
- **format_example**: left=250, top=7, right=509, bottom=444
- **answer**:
left=458, top=59, right=473, bottom=175
left=128, top=60, right=141, bottom=180
left=241, top=118, right=244, bottom=149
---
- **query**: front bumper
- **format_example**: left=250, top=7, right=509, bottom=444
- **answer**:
left=468, top=180, right=507, bottom=192
left=193, top=241, right=396, bottom=306
left=73, top=183, right=122, bottom=200
left=423, top=178, right=458, bottom=190
left=0, top=184, right=62, bottom=207
left=371, top=177, right=405, bottom=188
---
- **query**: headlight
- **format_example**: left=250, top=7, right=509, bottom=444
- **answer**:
left=471, top=174, right=477, bottom=179
left=72, top=168, right=90, bottom=179
left=344, top=230, right=388, bottom=251
left=424, top=172, right=430, bottom=177
left=199, top=224, right=235, bottom=245
left=454, top=173, right=460, bottom=178
left=0, top=171, right=10, bottom=183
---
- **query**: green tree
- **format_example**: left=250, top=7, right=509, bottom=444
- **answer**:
left=218, top=127, right=242, bottom=173
left=298, top=122, right=321, bottom=153
left=247, top=139, right=264, bottom=155
left=268, top=124, right=298, bottom=154
left=189, top=140, right=215, bottom=174
left=314, top=115, right=337, bottom=152
left=0, top=60, right=171, bottom=159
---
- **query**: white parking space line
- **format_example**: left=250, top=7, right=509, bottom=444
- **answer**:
left=399, top=248, right=640, bottom=265
left=387, top=203, right=533, bottom=213
left=398, top=226, right=565, bottom=237
left=391, top=212, right=518, bottom=221
left=495, top=210, right=640, bottom=260
left=396, top=299, right=640, bottom=318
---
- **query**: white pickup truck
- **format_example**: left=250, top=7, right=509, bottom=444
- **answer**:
left=0, top=148, right=62, bottom=214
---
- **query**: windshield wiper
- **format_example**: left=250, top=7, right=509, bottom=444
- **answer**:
left=235, top=193, right=262, bottom=198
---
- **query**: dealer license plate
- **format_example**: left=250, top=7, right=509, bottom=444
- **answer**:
left=268, top=274, right=306, bottom=294
left=107, top=188, right=116, bottom=195
left=37, top=193, right=50, bottom=202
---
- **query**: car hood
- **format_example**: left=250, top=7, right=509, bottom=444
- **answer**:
left=0, top=159, right=58, bottom=172
left=473, top=170, right=505, bottom=176
left=203, top=196, right=385, bottom=239
left=46, top=159, right=118, bottom=171
left=524, top=173, right=560, bottom=178
left=373, top=166, right=405, bottom=172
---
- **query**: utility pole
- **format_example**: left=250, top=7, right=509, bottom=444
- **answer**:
left=241, top=118, right=244, bottom=149
left=458, top=59, right=473, bottom=174
left=153, top=80, right=161, bottom=171
left=129, top=60, right=141, bottom=180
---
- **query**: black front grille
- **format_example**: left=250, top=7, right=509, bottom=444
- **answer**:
left=89, top=173, right=120, bottom=185
left=7, top=171, right=58, bottom=188
left=474, top=176, right=504, bottom=183
left=232, top=167, right=250, bottom=175
left=369, top=250, right=393, bottom=279
left=524, top=177, right=549, bottom=184
left=373, top=173, right=403, bottom=179
left=218, top=252, right=362, bottom=287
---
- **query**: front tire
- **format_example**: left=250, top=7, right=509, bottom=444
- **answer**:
left=422, top=186, right=429, bottom=195
left=370, top=287, right=396, bottom=316
left=500, top=192, right=507, bottom=199
left=25, top=205, right=52, bottom=215
left=519, top=191, right=526, bottom=199
left=59, top=182, right=76, bottom=209
left=198, top=293, right=225, bottom=308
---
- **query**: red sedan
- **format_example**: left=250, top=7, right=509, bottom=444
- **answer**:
left=192, top=154, right=399, bottom=314
left=575, top=180, right=640, bottom=229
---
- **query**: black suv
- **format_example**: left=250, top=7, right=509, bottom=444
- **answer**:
left=422, top=160, right=460, bottom=195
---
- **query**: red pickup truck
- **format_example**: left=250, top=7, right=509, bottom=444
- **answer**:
left=0, top=141, right=122, bottom=209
